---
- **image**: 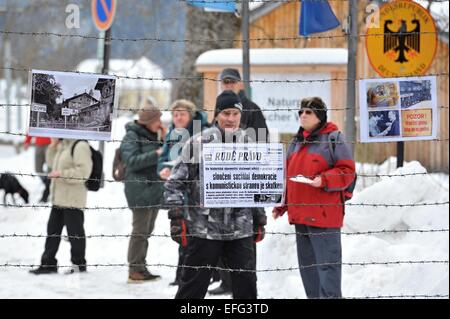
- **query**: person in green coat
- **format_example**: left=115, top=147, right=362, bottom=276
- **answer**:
left=120, top=100, right=165, bottom=283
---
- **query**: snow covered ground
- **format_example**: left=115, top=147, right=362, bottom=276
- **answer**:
left=0, top=116, right=448, bottom=299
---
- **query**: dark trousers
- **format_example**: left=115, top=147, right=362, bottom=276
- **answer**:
left=216, top=242, right=257, bottom=290
left=295, top=224, right=342, bottom=299
left=41, top=206, right=86, bottom=267
left=175, top=237, right=257, bottom=299
left=175, top=245, right=187, bottom=282
left=40, top=177, right=50, bottom=202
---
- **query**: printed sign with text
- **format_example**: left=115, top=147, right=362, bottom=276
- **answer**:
left=201, top=143, right=285, bottom=208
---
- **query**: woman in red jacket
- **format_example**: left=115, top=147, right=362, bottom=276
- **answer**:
left=273, top=97, right=355, bottom=299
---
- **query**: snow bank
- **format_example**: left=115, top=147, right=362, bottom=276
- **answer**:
left=0, top=135, right=448, bottom=298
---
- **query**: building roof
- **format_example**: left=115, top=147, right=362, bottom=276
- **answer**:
left=64, top=92, right=99, bottom=104
left=196, top=48, right=348, bottom=67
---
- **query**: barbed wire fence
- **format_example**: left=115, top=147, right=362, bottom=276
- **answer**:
left=0, top=2, right=449, bottom=299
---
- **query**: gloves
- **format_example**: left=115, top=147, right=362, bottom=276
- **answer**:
left=168, top=208, right=188, bottom=247
left=170, top=218, right=188, bottom=247
left=272, top=205, right=288, bottom=218
left=253, top=225, right=265, bottom=243
left=253, top=209, right=267, bottom=244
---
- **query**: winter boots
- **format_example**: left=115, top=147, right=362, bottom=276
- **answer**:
left=128, top=270, right=161, bottom=283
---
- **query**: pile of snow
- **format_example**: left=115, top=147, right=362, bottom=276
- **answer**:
left=0, top=126, right=448, bottom=298
left=257, top=161, right=449, bottom=299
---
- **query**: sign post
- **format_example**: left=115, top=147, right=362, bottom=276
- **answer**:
left=92, top=0, right=116, bottom=188
left=32, top=103, right=47, bottom=128
left=62, top=108, right=73, bottom=129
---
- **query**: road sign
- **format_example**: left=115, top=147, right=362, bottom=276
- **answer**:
left=32, top=103, right=47, bottom=113
left=366, top=0, right=437, bottom=77
left=91, top=0, right=116, bottom=32
left=62, top=108, right=76, bottom=116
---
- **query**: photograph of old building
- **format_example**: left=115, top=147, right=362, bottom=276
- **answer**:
left=28, top=70, right=117, bottom=141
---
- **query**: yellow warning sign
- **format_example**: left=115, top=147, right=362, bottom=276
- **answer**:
left=366, top=0, right=437, bottom=78
left=402, top=109, right=433, bottom=137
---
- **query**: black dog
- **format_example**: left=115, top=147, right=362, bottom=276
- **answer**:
left=0, top=173, right=29, bottom=205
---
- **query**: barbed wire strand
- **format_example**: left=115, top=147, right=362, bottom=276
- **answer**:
left=1, top=103, right=449, bottom=113
left=0, top=66, right=448, bottom=83
left=0, top=260, right=448, bottom=272
left=0, top=130, right=448, bottom=146
left=0, top=171, right=447, bottom=185
left=0, top=30, right=446, bottom=43
left=0, top=202, right=448, bottom=210
left=0, top=229, right=448, bottom=240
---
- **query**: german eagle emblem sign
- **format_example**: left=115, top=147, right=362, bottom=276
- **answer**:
left=366, top=0, right=437, bottom=77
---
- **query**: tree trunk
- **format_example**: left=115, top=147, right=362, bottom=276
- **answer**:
left=174, top=7, right=240, bottom=108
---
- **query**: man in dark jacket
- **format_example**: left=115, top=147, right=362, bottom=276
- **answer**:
left=208, top=68, right=270, bottom=295
left=164, top=91, right=267, bottom=299
left=120, top=101, right=165, bottom=283
left=219, top=68, right=269, bottom=143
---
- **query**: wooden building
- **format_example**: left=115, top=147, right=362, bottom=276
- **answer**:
left=196, top=1, right=449, bottom=172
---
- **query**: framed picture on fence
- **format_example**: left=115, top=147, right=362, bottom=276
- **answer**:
left=27, top=69, right=118, bottom=141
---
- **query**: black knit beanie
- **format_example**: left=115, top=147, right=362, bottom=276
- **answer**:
left=215, top=90, right=243, bottom=117
left=300, top=97, right=328, bottom=124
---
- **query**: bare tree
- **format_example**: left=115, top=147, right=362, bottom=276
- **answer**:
left=174, top=6, right=240, bottom=107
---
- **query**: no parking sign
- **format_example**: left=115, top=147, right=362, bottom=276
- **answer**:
left=91, top=0, right=116, bottom=32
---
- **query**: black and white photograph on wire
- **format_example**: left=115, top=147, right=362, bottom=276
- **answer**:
left=27, top=70, right=118, bottom=141
left=400, top=80, right=433, bottom=109
left=368, top=110, right=401, bottom=138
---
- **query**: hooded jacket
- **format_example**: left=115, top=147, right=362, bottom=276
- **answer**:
left=281, top=122, right=355, bottom=228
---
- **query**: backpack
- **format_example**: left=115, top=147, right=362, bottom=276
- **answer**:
left=71, top=140, right=103, bottom=191
left=328, top=131, right=357, bottom=201
left=112, top=148, right=126, bottom=182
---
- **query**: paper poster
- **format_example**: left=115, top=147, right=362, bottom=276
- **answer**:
left=359, top=76, right=438, bottom=142
left=201, top=143, right=285, bottom=208
left=28, top=69, right=118, bottom=141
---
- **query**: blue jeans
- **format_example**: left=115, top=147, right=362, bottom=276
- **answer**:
left=295, top=224, right=342, bottom=299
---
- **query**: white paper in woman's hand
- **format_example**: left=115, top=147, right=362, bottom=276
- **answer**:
left=289, top=175, right=314, bottom=184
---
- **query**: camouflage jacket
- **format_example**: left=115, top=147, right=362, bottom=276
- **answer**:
left=164, top=125, right=267, bottom=241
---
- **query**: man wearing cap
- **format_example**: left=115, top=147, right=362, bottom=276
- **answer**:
left=219, top=68, right=269, bottom=143
left=120, top=99, right=165, bottom=283
left=210, top=68, right=269, bottom=296
left=164, top=90, right=267, bottom=299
